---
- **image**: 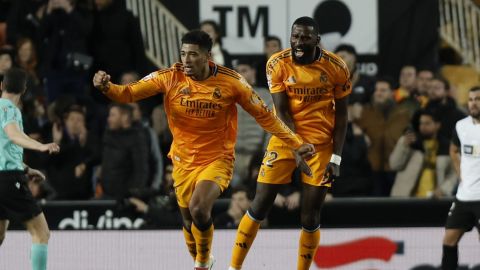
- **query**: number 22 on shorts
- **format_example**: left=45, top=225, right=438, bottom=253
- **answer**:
left=262, top=151, right=278, bottom=168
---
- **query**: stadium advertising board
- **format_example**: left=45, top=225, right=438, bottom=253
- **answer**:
left=199, top=0, right=378, bottom=55
left=2, top=229, right=478, bottom=269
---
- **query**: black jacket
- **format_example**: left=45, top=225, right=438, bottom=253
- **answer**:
left=101, top=127, right=149, bottom=199
left=39, top=7, right=93, bottom=73
left=47, top=131, right=100, bottom=200
left=91, top=2, right=147, bottom=81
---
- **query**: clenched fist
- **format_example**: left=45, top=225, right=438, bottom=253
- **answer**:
left=93, top=70, right=111, bottom=92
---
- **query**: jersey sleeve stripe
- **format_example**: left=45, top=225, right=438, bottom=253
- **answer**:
left=217, top=67, right=241, bottom=78
left=217, top=70, right=241, bottom=80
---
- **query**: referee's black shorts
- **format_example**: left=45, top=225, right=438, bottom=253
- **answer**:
left=0, top=170, right=42, bottom=223
left=445, top=199, right=480, bottom=232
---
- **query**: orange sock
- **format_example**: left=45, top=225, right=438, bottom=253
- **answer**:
left=297, top=227, right=320, bottom=270
left=183, top=227, right=197, bottom=261
left=191, top=222, right=214, bottom=265
left=230, top=212, right=261, bottom=269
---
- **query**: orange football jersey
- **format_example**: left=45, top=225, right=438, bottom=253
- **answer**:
left=104, top=62, right=303, bottom=169
left=267, top=48, right=352, bottom=144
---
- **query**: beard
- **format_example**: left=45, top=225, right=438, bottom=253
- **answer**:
left=292, top=45, right=317, bottom=65
left=470, top=109, right=480, bottom=120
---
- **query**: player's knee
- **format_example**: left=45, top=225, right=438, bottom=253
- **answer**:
left=247, top=207, right=265, bottom=221
left=189, top=203, right=210, bottom=224
left=443, top=234, right=460, bottom=246
left=33, top=228, right=50, bottom=244
left=301, top=213, right=320, bottom=230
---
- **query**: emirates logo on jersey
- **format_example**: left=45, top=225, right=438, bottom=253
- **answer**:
left=320, top=72, right=328, bottom=83
left=212, top=88, right=222, bottom=99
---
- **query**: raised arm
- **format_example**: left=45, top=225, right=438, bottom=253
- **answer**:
left=93, top=70, right=166, bottom=103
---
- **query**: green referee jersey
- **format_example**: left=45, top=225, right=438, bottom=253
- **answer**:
left=0, top=98, right=24, bottom=171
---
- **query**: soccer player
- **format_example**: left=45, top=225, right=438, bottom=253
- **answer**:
left=228, top=16, right=351, bottom=270
left=441, top=86, right=480, bottom=270
left=0, top=68, right=60, bottom=270
left=92, top=30, right=315, bottom=270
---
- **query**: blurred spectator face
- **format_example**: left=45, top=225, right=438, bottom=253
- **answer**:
left=120, top=72, right=140, bottom=85
left=95, top=0, right=113, bottom=10
left=336, top=50, right=356, bottom=73
left=373, top=81, right=393, bottom=105
left=17, top=39, right=35, bottom=65
left=0, top=53, right=12, bottom=75
left=428, top=79, right=448, bottom=101
left=399, top=66, right=416, bottom=91
left=419, top=114, right=440, bottom=139
left=231, top=191, right=250, bottom=212
left=468, top=89, right=480, bottom=119
left=264, top=39, right=281, bottom=59
left=65, top=111, right=85, bottom=136
left=34, top=100, right=46, bottom=118
left=128, top=103, right=142, bottom=122
left=200, top=23, right=219, bottom=44
left=416, top=70, right=434, bottom=95
left=107, top=107, right=123, bottom=130
left=235, top=64, right=256, bottom=86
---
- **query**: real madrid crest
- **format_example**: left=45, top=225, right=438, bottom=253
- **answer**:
left=320, top=71, right=328, bottom=83
left=213, top=87, right=222, bottom=99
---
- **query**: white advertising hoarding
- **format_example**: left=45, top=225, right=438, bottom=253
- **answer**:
left=200, top=0, right=378, bottom=54
left=1, top=228, right=478, bottom=269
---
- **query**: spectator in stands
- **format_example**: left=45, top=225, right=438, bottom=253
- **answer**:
left=335, top=44, right=376, bottom=105
left=47, top=105, right=100, bottom=199
left=395, top=65, right=416, bottom=102
left=273, top=184, right=301, bottom=212
left=394, top=65, right=420, bottom=116
left=0, top=48, right=13, bottom=82
left=128, top=164, right=181, bottom=228
left=256, top=36, right=282, bottom=88
left=214, top=186, right=251, bottom=229
left=232, top=59, right=272, bottom=187
left=39, top=0, right=93, bottom=102
left=100, top=103, right=149, bottom=199
left=91, top=0, right=147, bottom=83
left=423, top=77, right=465, bottom=140
left=151, top=103, right=172, bottom=169
left=390, top=110, right=457, bottom=198
left=15, top=37, right=42, bottom=97
left=6, top=0, right=45, bottom=46
left=22, top=97, right=49, bottom=170
left=356, top=77, right=411, bottom=196
left=120, top=71, right=140, bottom=85
left=200, top=20, right=232, bottom=68
left=331, top=101, right=372, bottom=197
left=415, top=69, right=434, bottom=108
left=128, top=102, right=164, bottom=191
